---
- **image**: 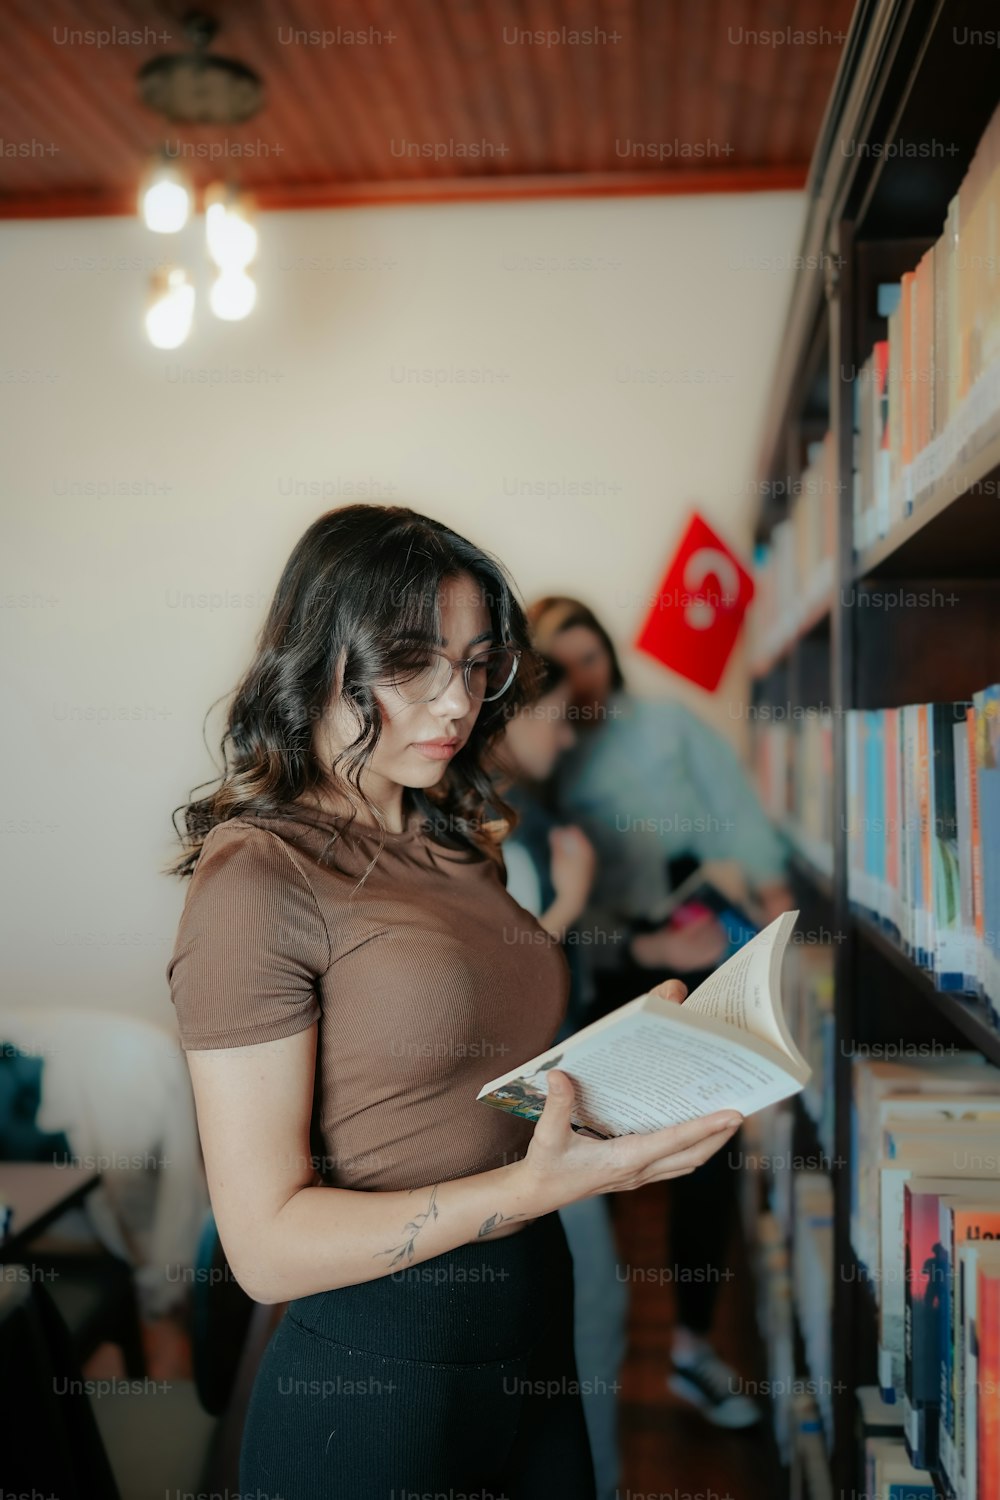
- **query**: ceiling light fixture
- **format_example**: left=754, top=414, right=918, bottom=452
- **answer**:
left=204, top=182, right=258, bottom=271
left=135, top=13, right=266, bottom=347
left=209, top=268, right=257, bottom=321
left=145, top=267, right=195, bottom=349
left=138, top=153, right=193, bottom=233
left=137, top=12, right=263, bottom=126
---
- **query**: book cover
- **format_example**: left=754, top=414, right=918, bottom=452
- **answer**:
left=968, top=705, right=985, bottom=999
left=886, top=707, right=901, bottom=941
left=903, top=1180, right=951, bottom=1468
left=900, top=270, right=917, bottom=509
left=945, top=193, right=961, bottom=426
left=915, top=246, right=935, bottom=469
left=900, top=705, right=914, bottom=956
left=916, top=703, right=933, bottom=968
left=937, top=1193, right=1000, bottom=1486
left=873, top=338, right=891, bottom=536
left=974, top=687, right=1000, bottom=1017
left=959, top=1240, right=1000, bottom=1500
left=930, top=701, right=972, bottom=988
left=876, top=1123, right=1000, bottom=1400
left=934, top=204, right=951, bottom=443
left=888, top=299, right=904, bottom=523
left=954, top=717, right=976, bottom=993
left=978, top=1264, right=1000, bottom=1500
left=849, top=1056, right=999, bottom=1270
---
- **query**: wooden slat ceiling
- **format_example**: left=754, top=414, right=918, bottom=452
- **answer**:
left=0, top=0, right=856, bottom=217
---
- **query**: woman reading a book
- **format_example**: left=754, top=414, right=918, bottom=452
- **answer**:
left=487, top=650, right=626, bottom=1500
left=165, top=505, right=745, bottom=1500
left=528, top=594, right=793, bottom=1429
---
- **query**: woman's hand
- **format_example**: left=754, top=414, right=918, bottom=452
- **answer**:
left=755, top=881, right=794, bottom=925
left=546, top=825, right=597, bottom=927
left=517, top=1004, right=743, bottom=1211
left=629, top=912, right=728, bottom=972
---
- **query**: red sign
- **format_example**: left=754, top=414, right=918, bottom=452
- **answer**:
left=634, top=512, right=754, bottom=692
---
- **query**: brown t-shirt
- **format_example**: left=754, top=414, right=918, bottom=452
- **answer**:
left=165, top=811, right=569, bottom=1192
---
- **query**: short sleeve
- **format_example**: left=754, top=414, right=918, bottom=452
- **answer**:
left=166, top=823, right=329, bottom=1051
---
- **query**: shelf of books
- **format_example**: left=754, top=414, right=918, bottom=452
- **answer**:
left=749, top=432, right=836, bottom=678
left=743, top=4, right=1000, bottom=1497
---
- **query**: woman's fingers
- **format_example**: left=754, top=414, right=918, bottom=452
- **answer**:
left=525, top=1070, right=743, bottom=1199
left=608, top=1110, right=741, bottom=1173
left=633, top=1108, right=742, bottom=1160
left=641, top=1125, right=741, bottom=1183
left=647, top=976, right=688, bottom=1005
left=530, top=1068, right=577, bottom=1147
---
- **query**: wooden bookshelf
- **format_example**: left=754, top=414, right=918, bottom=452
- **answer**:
left=786, top=842, right=835, bottom=905
left=749, top=1, right=1000, bottom=1495
left=750, top=589, right=833, bottom=681
left=851, top=413, right=1000, bottom=579
left=854, top=911, right=1000, bottom=1067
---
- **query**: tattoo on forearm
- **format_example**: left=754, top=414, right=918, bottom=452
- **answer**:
left=477, top=1209, right=526, bottom=1239
left=374, top=1184, right=440, bottom=1267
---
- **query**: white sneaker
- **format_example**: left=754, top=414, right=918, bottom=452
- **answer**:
left=667, top=1348, right=763, bottom=1429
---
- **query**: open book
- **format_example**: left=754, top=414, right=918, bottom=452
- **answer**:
left=477, top=909, right=809, bottom=1137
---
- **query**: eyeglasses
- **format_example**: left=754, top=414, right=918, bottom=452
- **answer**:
left=384, top=645, right=521, bottom=704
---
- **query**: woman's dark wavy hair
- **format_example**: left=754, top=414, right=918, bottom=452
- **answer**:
left=167, top=504, right=544, bottom=880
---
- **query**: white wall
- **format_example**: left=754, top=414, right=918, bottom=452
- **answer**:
left=0, top=189, right=804, bottom=1021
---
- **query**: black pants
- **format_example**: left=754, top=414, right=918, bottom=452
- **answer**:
left=592, top=960, right=739, bottom=1336
left=240, top=1210, right=597, bottom=1500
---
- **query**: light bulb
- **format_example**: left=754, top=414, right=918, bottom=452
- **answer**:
left=205, top=188, right=258, bottom=270
left=145, top=267, right=194, bottom=348
left=139, top=164, right=192, bottom=233
left=209, top=268, right=256, bottom=321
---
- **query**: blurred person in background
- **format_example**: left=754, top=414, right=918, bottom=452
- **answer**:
left=527, top=596, right=793, bottom=1429
left=487, top=651, right=627, bottom=1500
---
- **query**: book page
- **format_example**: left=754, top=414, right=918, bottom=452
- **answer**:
left=478, top=1005, right=802, bottom=1136
left=681, top=908, right=800, bottom=1061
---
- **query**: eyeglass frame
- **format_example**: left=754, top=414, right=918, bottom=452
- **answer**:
left=382, top=644, right=522, bottom=704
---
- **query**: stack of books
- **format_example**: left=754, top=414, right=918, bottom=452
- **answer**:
left=849, top=1056, right=1000, bottom=1490
left=753, top=709, right=835, bottom=878
left=750, top=431, right=836, bottom=668
left=846, top=684, right=1000, bottom=1013
left=852, top=326, right=893, bottom=551
left=740, top=1105, right=833, bottom=1464
left=853, top=100, right=1000, bottom=549
left=792, top=1172, right=835, bottom=1446
left=791, top=1391, right=834, bottom=1500
left=858, top=1386, right=935, bottom=1498
left=749, top=1208, right=797, bottom=1463
left=784, top=941, right=835, bottom=1159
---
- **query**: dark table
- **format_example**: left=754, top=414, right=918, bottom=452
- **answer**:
left=0, top=1162, right=100, bottom=1259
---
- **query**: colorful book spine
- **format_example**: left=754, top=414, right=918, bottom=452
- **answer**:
left=954, top=718, right=977, bottom=993
left=931, top=702, right=970, bottom=988
left=974, top=687, right=1000, bottom=1019
left=845, top=688, right=1000, bottom=1012
left=979, top=1265, right=1000, bottom=1500
left=969, top=706, right=985, bottom=1000
left=854, top=103, right=1000, bottom=552
left=961, top=1244, right=1000, bottom=1500
left=903, top=1182, right=951, bottom=1468
left=937, top=1196, right=1000, bottom=1489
